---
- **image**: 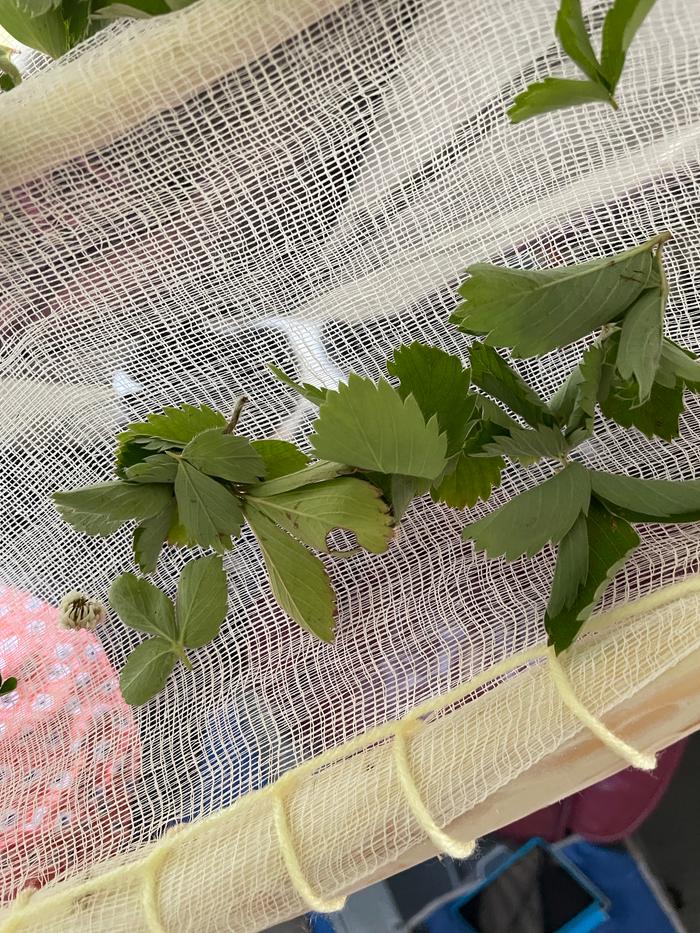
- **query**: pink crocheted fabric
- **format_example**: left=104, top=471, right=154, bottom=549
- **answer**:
left=0, top=585, right=140, bottom=899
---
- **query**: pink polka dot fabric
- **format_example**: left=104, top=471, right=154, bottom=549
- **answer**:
left=0, top=585, right=140, bottom=900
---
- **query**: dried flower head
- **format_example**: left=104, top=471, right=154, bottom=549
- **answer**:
left=58, top=592, right=106, bottom=631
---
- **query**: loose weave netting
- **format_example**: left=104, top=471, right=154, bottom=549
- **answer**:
left=1, top=0, right=700, bottom=929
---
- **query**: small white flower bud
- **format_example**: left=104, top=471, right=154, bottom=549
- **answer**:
left=58, top=592, right=106, bottom=631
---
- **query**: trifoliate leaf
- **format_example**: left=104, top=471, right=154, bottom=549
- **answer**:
left=269, top=364, right=329, bottom=406
left=175, top=555, right=228, bottom=649
left=54, top=481, right=173, bottom=536
left=545, top=498, right=640, bottom=652
left=507, top=78, right=612, bottom=123
left=109, top=572, right=177, bottom=641
left=481, top=423, right=567, bottom=462
left=601, top=0, right=657, bottom=91
left=245, top=508, right=336, bottom=642
left=181, top=429, right=265, bottom=484
left=451, top=237, right=662, bottom=358
left=251, top=440, right=310, bottom=480
left=600, top=374, right=684, bottom=441
left=251, top=460, right=350, bottom=498
left=133, top=499, right=176, bottom=574
left=590, top=471, right=700, bottom=523
left=469, top=343, right=554, bottom=427
left=122, top=404, right=226, bottom=448
left=387, top=343, right=475, bottom=455
left=556, top=0, right=609, bottom=86
left=247, top=477, right=393, bottom=555
left=464, top=462, right=590, bottom=560
left=431, top=421, right=505, bottom=509
left=656, top=338, right=700, bottom=391
left=311, top=375, right=448, bottom=479
left=119, top=638, right=177, bottom=706
left=125, top=454, right=178, bottom=484
left=174, top=461, right=243, bottom=550
left=547, top=512, right=589, bottom=617
left=616, top=254, right=666, bottom=403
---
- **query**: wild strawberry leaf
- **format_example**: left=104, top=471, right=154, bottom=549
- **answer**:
left=387, top=343, right=475, bottom=455
left=245, top=507, right=336, bottom=642
left=452, top=237, right=662, bottom=358
left=546, top=497, right=640, bottom=652
left=311, top=375, right=447, bottom=479
left=464, top=462, right=590, bottom=560
left=247, top=477, right=393, bottom=555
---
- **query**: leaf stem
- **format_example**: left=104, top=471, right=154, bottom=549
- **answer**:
left=175, top=645, right=193, bottom=671
left=224, top=397, right=248, bottom=434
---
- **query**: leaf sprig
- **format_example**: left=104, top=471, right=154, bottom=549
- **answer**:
left=54, top=232, right=700, bottom=702
left=508, top=0, right=656, bottom=123
left=0, top=0, right=198, bottom=84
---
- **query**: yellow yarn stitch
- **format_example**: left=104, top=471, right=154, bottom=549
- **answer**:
left=3, top=575, right=692, bottom=931
left=394, top=717, right=476, bottom=859
left=271, top=777, right=347, bottom=914
left=547, top=646, right=657, bottom=771
left=1, top=888, right=34, bottom=933
left=142, top=828, right=184, bottom=933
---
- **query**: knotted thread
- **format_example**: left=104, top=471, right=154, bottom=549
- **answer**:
left=271, top=777, right=347, bottom=915
left=547, top=645, right=656, bottom=771
left=394, top=717, right=476, bottom=859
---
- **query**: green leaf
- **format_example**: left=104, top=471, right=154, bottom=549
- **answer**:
left=311, top=375, right=448, bottom=479
left=0, top=46, right=20, bottom=90
left=508, top=77, right=612, bottom=123
left=464, top=462, right=590, bottom=560
left=616, top=255, right=665, bottom=403
left=481, top=423, right=566, bottom=462
left=601, top=0, right=657, bottom=90
left=250, top=460, right=350, bottom=498
left=109, top=572, right=177, bottom=641
left=0, top=0, right=69, bottom=57
left=389, top=474, right=424, bottom=521
left=175, top=555, right=228, bottom=649
left=476, top=396, right=522, bottom=433
left=600, top=374, right=684, bottom=441
left=590, top=471, right=700, bottom=523
left=547, top=511, right=589, bottom=617
left=181, top=429, right=265, bottom=484
left=469, top=342, right=554, bottom=427
left=54, top=481, right=173, bottom=536
left=431, top=421, right=505, bottom=509
left=132, top=499, right=176, bottom=574
left=115, top=437, right=154, bottom=478
left=122, top=404, right=226, bottom=448
left=0, top=676, right=17, bottom=696
left=125, top=454, right=178, bottom=484
left=656, top=338, right=700, bottom=391
left=247, top=477, right=393, bottom=555
left=387, top=343, right=475, bottom=455
left=451, top=237, right=662, bottom=358
left=174, top=461, right=243, bottom=550
left=545, top=498, right=640, bottom=652
left=119, top=638, right=177, bottom=706
left=550, top=343, right=604, bottom=444
left=246, top=508, right=336, bottom=642
left=556, top=0, right=608, bottom=86
left=269, top=364, right=328, bottom=406
left=251, top=440, right=310, bottom=480
left=63, top=0, right=91, bottom=46
left=90, top=0, right=169, bottom=18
